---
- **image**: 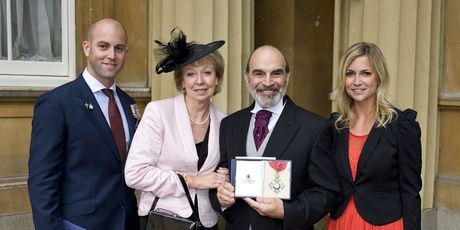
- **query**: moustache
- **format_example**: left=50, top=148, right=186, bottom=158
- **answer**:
left=256, top=85, right=280, bottom=92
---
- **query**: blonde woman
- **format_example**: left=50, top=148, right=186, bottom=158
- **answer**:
left=326, top=42, right=422, bottom=230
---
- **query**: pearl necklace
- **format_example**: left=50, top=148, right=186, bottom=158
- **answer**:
left=190, top=113, right=210, bottom=126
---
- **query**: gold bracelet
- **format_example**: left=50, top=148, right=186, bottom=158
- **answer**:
left=182, top=173, right=189, bottom=187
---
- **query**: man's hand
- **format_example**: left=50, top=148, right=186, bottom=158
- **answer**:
left=244, top=197, right=284, bottom=219
left=217, top=181, right=235, bottom=208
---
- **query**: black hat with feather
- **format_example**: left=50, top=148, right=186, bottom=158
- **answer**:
left=154, top=28, right=225, bottom=74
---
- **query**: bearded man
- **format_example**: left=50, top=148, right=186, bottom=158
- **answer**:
left=209, top=45, right=340, bottom=230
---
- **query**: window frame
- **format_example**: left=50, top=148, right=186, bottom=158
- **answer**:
left=0, top=0, right=75, bottom=88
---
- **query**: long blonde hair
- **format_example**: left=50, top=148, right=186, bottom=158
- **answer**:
left=330, top=42, right=396, bottom=130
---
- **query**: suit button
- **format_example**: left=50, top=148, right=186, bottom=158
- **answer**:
left=120, top=205, right=125, bottom=209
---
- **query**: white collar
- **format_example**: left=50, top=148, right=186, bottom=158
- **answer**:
left=82, top=69, right=117, bottom=94
left=250, top=97, right=286, bottom=115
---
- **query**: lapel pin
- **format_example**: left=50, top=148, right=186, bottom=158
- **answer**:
left=84, top=102, right=94, bottom=110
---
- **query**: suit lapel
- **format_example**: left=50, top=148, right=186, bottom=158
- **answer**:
left=233, top=106, right=253, bottom=158
left=73, top=76, right=122, bottom=162
left=356, top=125, right=385, bottom=179
left=338, top=128, right=353, bottom=182
left=175, top=95, right=200, bottom=167
left=116, top=87, right=135, bottom=140
left=263, top=98, right=299, bottom=159
left=200, top=103, right=221, bottom=172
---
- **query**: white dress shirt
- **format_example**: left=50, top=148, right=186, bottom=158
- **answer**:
left=82, top=69, right=130, bottom=150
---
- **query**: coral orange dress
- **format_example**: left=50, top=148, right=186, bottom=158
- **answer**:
left=326, top=132, right=403, bottom=230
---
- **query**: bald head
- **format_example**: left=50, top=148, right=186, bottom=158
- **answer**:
left=83, top=18, right=129, bottom=88
left=87, top=18, right=128, bottom=43
left=245, top=45, right=289, bottom=74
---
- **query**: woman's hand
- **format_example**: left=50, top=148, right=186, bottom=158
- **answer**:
left=216, top=167, right=230, bottom=182
left=187, top=172, right=227, bottom=189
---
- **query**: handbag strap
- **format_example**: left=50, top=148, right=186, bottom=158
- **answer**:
left=177, top=173, right=200, bottom=222
left=149, top=174, right=201, bottom=222
left=150, top=197, right=159, bottom=211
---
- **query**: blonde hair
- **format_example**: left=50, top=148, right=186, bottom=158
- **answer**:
left=174, top=50, right=225, bottom=95
left=330, top=42, right=396, bottom=130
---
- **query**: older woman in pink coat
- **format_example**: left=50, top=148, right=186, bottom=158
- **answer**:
left=125, top=29, right=227, bottom=230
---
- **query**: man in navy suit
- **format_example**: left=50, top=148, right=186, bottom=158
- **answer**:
left=28, top=18, right=139, bottom=230
left=210, top=45, right=339, bottom=229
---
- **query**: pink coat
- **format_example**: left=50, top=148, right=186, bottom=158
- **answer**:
left=124, top=94, right=226, bottom=228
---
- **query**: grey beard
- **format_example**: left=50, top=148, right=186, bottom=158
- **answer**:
left=252, top=88, right=286, bottom=108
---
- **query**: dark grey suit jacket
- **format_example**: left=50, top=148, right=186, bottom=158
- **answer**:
left=210, top=96, right=340, bottom=230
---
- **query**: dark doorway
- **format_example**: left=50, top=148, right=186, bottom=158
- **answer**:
left=254, top=0, right=335, bottom=117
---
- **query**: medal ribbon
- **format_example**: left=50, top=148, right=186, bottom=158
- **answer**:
left=269, top=160, right=287, bottom=171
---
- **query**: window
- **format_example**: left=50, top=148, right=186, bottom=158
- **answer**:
left=0, top=0, right=75, bottom=87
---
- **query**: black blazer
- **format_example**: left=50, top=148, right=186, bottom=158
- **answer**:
left=210, top=97, right=340, bottom=230
left=28, top=75, right=139, bottom=230
left=329, top=109, right=422, bottom=230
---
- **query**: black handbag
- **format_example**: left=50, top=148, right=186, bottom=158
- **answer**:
left=144, top=174, right=201, bottom=230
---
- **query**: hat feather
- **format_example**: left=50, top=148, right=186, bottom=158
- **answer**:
left=154, top=28, right=192, bottom=74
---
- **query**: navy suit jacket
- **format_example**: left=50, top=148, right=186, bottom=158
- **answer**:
left=210, top=97, right=340, bottom=230
left=329, top=109, right=422, bottom=230
left=28, top=75, right=139, bottom=230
